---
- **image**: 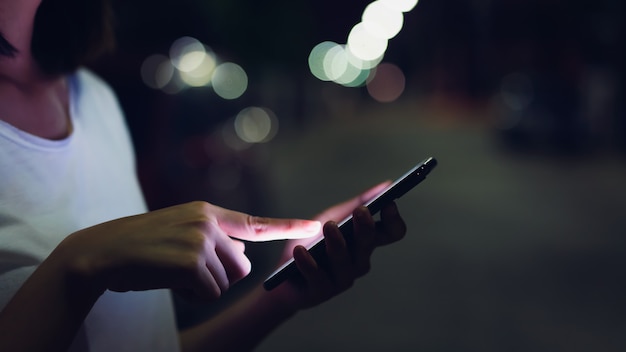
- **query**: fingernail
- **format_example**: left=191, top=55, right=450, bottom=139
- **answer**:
left=355, top=206, right=369, bottom=219
left=304, top=221, right=322, bottom=233
left=324, top=221, right=337, bottom=229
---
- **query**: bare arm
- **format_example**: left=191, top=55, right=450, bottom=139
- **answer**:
left=180, top=286, right=296, bottom=352
left=0, top=245, right=104, bottom=352
left=0, top=202, right=320, bottom=351
left=179, top=194, right=407, bottom=352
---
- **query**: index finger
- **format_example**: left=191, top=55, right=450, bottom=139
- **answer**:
left=216, top=209, right=321, bottom=242
left=314, top=181, right=391, bottom=222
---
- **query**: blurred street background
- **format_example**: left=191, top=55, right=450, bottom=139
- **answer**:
left=91, top=0, right=626, bottom=350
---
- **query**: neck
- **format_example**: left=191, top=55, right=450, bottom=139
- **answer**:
left=0, top=1, right=71, bottom=140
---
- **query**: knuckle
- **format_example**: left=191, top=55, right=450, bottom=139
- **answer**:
left=188, top=229, right=207, bottom=247
left=246, top=216, right=269, bottom=234
left=187, top=201, right=214, bottom=222
left=184, top=207, right=214, bottom=233
left=188, top=200, right=211, bottom=212
left=177, top=230, right=207, bottom=252
left=179, top=254, right=202, bottom=273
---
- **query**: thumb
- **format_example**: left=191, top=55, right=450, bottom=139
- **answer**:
left=216, top=209, right=321, bottom=242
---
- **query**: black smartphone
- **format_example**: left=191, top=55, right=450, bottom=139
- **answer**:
left=263, top=157, right=438, bottom=290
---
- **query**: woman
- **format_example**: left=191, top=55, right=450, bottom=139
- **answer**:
left=0, top=1, right=407, bottom=351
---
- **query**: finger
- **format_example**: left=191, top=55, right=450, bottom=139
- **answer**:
left=190, top=261, right=222, bottom=300
left=279, top=231, right=324, bottom=260
left=231, top=239, right=246, bottom=253
left=203, top=241, right=230, bottom=294
left=324, top=222, right=354, bottom=290
left=352, top=207, right=376, bottom=276
left=293, top=245, right=332, bottom=293
left=143, top=248, right=221, bottom=299
left=217, top=208, right=321, bottom=242
left=376, top=202, right=407, bottom=246
left=314, top=181, right=391, bottom=222
left=214, top=237, right=252, bottom=283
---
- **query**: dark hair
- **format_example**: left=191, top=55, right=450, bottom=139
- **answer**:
left=29, top=0, right=116, bottom=75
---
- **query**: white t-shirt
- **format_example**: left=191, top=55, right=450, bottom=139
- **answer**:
left=0, top=69, right=180, bottom=351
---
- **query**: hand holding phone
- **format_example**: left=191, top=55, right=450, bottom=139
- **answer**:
left=263, top=157, right=438, bottom=290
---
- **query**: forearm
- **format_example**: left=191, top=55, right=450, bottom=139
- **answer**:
left=179, top=286, right=297, bottom=352
left=0, top=247, right=103, bottom=352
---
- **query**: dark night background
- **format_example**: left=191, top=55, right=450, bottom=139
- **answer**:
left=89, top=0, right=626, bottom=350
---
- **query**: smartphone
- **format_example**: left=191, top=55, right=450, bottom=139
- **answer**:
left=263, top=157, right=438, bottom=290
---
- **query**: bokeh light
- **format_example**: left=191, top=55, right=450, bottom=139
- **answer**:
left=323, top=44, right=349, bottom=81
left=333, top=52, right=371, bottom=87
left=334, top=61, right=367, bottom=86
left=346, top=47, right=383, bottom=70
left=347, top=22, right=389, bottom=62
left=366, top=62, right=406, bottom=102
left=170, top=36, right=218, bottom=88
left=211, top=63, right=248, bottom=100
left=141, top=54, right=174, bottom=89
left=333, top=46, right=373, bottom=85
left=341, top=68, right=371, bottom=87
left=179, top=51, right=217, bottom=87
left=362, top=1, right=404, bottom=40
left=141, top=37, right=251, bottom=98
left=170, top=37, right=206, bottom=71
left=379, top=0, right=419, bottom=12
left=309, top=41, right=338, bottom=81
left=309, top=42, right=374, bottom=87
left=308, top=0, right=418, bottom=91
left=234, top=107, right=278, bottom=143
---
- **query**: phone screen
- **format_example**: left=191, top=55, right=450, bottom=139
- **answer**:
left=263, top=157, right=437, bottom=290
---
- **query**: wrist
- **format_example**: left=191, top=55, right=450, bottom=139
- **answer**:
left=257, top=285, right=300, bottom=319
left=50, top=233, right=107, bottom=300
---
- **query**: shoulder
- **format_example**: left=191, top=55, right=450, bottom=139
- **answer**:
left=68, top=67, right=128, bottom=128
left=67, top=68, right=135, bottom=157
left=69, top=68, right=120, bottom=108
